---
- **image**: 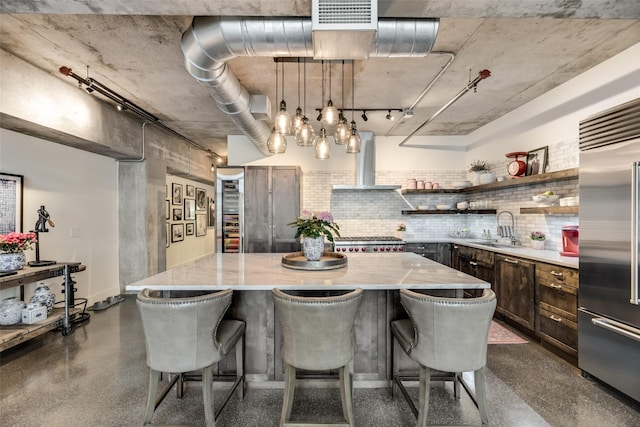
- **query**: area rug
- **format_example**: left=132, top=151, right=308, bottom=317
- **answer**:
left=488, top=320, right=528, bottom=344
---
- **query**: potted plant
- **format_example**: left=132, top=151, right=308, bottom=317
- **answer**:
left=289, top=210, right=340, bottom=261
left=530, top=231, right=546, bottom=250
left=396, top=223, right=406, bottom=239
left=468, top=160, right=495, bottom=185
left=0, top=232, right=37, bottom=272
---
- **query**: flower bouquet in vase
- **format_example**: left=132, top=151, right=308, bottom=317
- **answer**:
left=530, top=231, right=546, bottom=250
left=289, top=210, right=340, bottom=261
left=0, top=232, right=37, bottom=272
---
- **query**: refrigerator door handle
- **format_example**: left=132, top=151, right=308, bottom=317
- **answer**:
left=632, top=161, right=639, bottom=305
left=592, top=317, right=640, bottom=342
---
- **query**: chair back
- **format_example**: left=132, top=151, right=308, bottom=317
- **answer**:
left=273, top=288, right=363, bottom=371
left=399, top=288, right=496, bottom=373
left=136, top=288, right=233, bottom=373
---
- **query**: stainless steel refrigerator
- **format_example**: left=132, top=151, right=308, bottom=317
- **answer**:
left=578, top=98, right=640, bottom=402
left=216, top=168, right=244, bottom=253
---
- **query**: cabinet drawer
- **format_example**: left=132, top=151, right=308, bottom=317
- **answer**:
left=537, top=306, right=577, bottom=356
left=537, top=282, right=578, bottom=321
left=536, top=262, right=578, bottom=288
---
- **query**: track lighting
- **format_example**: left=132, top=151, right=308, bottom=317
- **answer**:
left=317, top=111, right=323, bottom=122
left=386, top=110, right=395, bottom=121
left=361, top=111, right=368, bottom=121
left=116, top=104, right=124, bottom=112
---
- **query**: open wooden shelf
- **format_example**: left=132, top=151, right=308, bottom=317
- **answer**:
left=402, top=209, right=497, bottom=215
left=520, top=206, right=579, bottom=215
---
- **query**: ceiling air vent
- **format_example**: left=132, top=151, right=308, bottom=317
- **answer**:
left=312, top=0, right=378, bottom=59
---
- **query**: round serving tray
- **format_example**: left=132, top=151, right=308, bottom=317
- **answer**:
left=281, top=252, right=348, bottom=270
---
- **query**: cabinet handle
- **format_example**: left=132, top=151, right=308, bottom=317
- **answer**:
left=504, top=258, right=519, bottom=264
left=550, top=283, right=563, bottom=290
left=469, top=261, right=478, bottom=266
left=550, top=270, right=564, bottom=279
left=550, top=315, right=562, bottom=323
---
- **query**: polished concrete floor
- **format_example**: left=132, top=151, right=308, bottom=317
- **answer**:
left=1, top=295, right=639, bottom=426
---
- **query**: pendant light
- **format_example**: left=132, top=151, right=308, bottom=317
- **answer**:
left=321, top=61, right=339, bottom=126
left=346, top=61, right=361, bottom=154
left=292, top=58, right=303, bottom=131
left=295, top=58, right=316, bottom=146
left=274, top=60, right=292, bottom=135
left=315, top=127, right=331, bottom=159
left=334, top=60, right=349, bottom=145
left=267, top=126, right=287, bottom=153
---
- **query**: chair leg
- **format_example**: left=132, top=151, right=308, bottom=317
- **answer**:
left=280, top=363, right=296, bottom=427
left=474, top=368, right=490, bottom=425
left=339, top=365, right=355, bottom=426
left=453, top=372, right=461, bottom=399
left=144, top=369, right=161, bottom=425
left=236, top=335, right=245, bottom=399
left=202, top=365, right=215, bottom=427
left=417, top=365, right=431, bottom=427
left=392, top=338, right=401, bottom=398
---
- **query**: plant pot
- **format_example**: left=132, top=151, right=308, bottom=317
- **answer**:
left=531, top=240, right=545, bottom=250
left=479, top=172, right=496, bottom=185
left=302, top=236, right=325, bottom=261
left=0, top=252, right=26, bottom=272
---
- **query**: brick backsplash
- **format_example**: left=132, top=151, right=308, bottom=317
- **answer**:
left=303, top=140, right=579, bottom=251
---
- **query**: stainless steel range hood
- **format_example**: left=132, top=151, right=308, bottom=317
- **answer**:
left=333, top=133, right=400, bottom=191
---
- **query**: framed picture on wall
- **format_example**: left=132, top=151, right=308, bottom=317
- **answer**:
left=526, top=146, right=548, bottom=176
left=172, top=208, right=183, bottom=221
left=184, top=199, right=195, bottom=220
left=0, top=173, right=23, bottom=233
left=196, top=213, right=207, bottom=236
left=185, top=222, right=195, bottom=236
left=165, top=222, right=170, bottom=248
left=208, top=197, right=215, bottom=228
left=172, top=183, right=183, bottom=205
left=171, top=223, right=184, bottom=243
left=196, top=188, right=207, bottom=211
left=165, top=200, right=170, bottom=220
left=186, top=185, right=195, bottom=198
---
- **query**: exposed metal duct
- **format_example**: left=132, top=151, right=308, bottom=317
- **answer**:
left=181, top=16, right=439, bottom=156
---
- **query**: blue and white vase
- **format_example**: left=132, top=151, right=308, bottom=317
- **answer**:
left=29, top=283, right=55, bottom=313
left=0, top=252, right=26, bottom=272
left=302, top=236, right=325, bottom=261
left=0, top=297, right=25, bottom=325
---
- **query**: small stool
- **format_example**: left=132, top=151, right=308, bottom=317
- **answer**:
left=272, top=288, right=363, bottom=427
left=137, top=288, right=245, bottom=427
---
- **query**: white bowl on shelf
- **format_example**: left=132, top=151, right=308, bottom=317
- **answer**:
left=436, top=204, right=453, bottom=210
left=559, top=196, right=579, bottom=206
left=452, top=180, right=471, bottom=189
left=532, top=194, right=560, bottom=206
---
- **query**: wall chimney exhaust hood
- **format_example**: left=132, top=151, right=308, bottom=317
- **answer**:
left=333, top=133, right=401, bottom=191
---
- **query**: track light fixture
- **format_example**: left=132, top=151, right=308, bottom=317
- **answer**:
left=386, top=110, right=395, bottom=121
left=361, top=111, right=368, bottom=121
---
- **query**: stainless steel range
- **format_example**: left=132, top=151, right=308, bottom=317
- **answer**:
left=333, top=236, right=405, bottom=254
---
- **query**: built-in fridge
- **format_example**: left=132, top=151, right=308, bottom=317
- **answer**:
left=578, top=98, right=640, bottom=402
left=216, top=168, right=244, bottom=253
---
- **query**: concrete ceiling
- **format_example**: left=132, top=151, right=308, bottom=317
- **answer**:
left=1, top=1, right=639, bottom=158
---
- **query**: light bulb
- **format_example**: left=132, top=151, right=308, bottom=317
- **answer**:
left=315, top=128, right=331, bottom=159
left=267, top=127, right=287, bottom=153
left=295, top=117, right=316, bottom=147
left=292, top=107, right=303, bottom=131
left=275, top=100, right=292, bottom=135
left=321, top=100, right=338, bottom=126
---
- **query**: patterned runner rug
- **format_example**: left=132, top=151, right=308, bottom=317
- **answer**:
left=488, top=320, right=528, bottom=344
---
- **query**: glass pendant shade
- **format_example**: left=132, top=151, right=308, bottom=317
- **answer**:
left=334, top=115, right=349, bottom=145
left=321, top=100, right=339, bottom=126
left=315, top=128, right=331, bottom=159
left=295, top=117, right=316, bottom=147
left=275, top=100, right=292, bottom=135
left=292, top=107, right=303, bottom=131
left=267, top=127, right=287, bottom=154
left=345, top=121, right=361, bottom=154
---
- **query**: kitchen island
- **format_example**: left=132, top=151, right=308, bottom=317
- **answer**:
left=127, top=252, right=489, bottom=386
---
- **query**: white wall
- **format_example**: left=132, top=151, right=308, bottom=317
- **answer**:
left=165, top=175, right=215, bottom=268
left=0, top=128, right=119, bottom=304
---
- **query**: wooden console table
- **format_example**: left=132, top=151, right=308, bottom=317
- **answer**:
left=0, top=262, right=86, bottom=351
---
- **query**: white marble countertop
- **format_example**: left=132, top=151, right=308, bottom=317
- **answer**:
left=126, top=252, right=489, bottom=292
left=405, top=239, right=579, bottom=269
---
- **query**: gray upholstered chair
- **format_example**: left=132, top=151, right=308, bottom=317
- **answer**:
left=272, top=288, right=363, bottom=427
left=391, top=288, right=497, bottom=426
left=137, top=288, right=245, bottom=427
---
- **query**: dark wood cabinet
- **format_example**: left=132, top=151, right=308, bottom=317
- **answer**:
left=535, top=262, right=578, bottom=357
left=404, top=242, right=451, bottom=266
left=494, top=254, right=536, bottom=331
left=452, top=245, right=494, bottom=297
left=244, top=166, right=302, bottom=253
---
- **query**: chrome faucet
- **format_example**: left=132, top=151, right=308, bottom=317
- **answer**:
left=497, top=210, right=521, bottom=246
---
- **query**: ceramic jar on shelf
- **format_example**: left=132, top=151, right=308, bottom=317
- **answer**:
left=0, top=297, right=25, bottom=325
left=0, top=251, right=26, bottom=272
left=29, top=283, right=55, bottom=313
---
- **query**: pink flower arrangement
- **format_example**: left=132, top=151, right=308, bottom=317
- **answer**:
left=0, top=232, right=38, bottom=253
left=288, top=210, right=341, bottom=242
left=530, top=231, right=546, bottom=241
